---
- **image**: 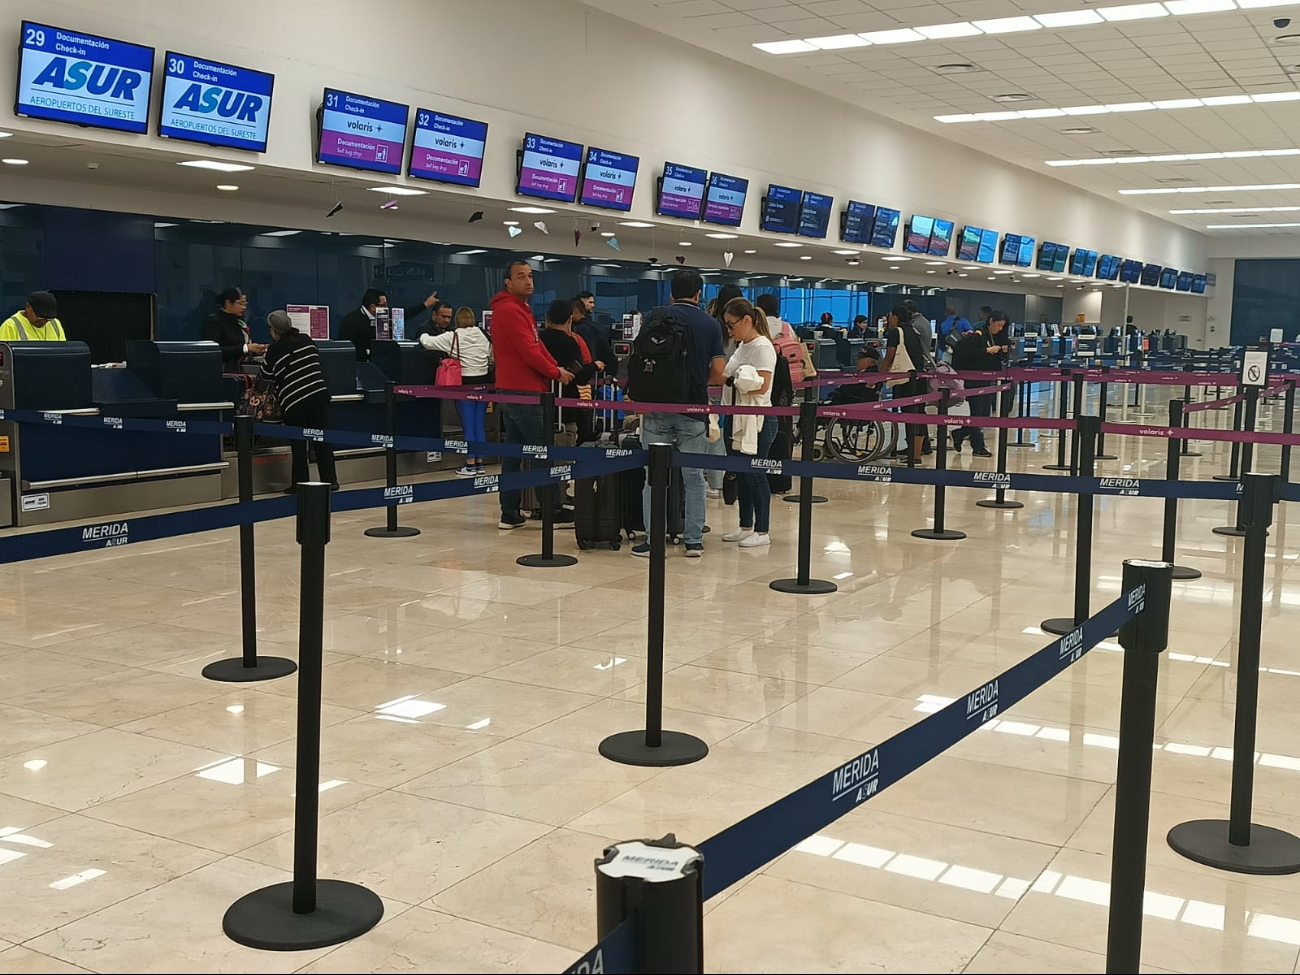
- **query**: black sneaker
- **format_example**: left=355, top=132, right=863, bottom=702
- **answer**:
left=973, top=447, right=993, bottom=458
left=498, top=513, right=527, bottom=530
left=951, top=435, right=962, bottom=454
left=553, top=509, right=575, bottom=525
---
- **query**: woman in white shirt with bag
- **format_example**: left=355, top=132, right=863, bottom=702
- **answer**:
left=421, top=306, right=493, bottom=476
left=720, top=297, right=777, bottom=549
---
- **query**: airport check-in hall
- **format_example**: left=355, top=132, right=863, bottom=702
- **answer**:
left=3, top=0, right=1300, bottom=973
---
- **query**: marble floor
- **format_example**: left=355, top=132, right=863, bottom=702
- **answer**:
left=1, top=386, right=1299, bottom=974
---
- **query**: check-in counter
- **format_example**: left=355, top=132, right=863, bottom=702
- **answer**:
left=0, top=340, right=230, bottom=526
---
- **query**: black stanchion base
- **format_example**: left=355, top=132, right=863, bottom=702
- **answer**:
left=1212, top=474, right=1240, bottom=482
left=976, top=499, right=1025, bottom=510
left=770, top=577, right=838, bottom=595
left=1182, top=450, right=1203, bottom=458
left=1168, top=820, right=1300, bottom=876
left=1212, top=525, right=1246, bottom=537
left=363, top=526, right=422, bottom=538
left=1095, top=453, right=1118, bottom=461
left=783, top=495, right=828, bottom=504
left=599, top=730, right=709, bottom=768
left=911, top=528, right=967, bottom=541
left=1042, top=464, right=1074, bottom=471
left=1007, top=439, right=1033, bottom=448
left=223, top=879, right=384, bottom=951
left=516, top=553, right=579, bottom=568
left=202, top=656, right=298, bottom=684
left=1172, top=564, right=1204, bottom=581
left=1041, top=617, right=1079, bottom=636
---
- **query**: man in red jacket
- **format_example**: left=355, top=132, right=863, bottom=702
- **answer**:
left=493, top=259, right=575, bottom=530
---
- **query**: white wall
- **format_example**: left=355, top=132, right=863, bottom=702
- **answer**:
left=1, top=0, right=1208, bottom=270
left=1063, top=290, right=1102, bottom=325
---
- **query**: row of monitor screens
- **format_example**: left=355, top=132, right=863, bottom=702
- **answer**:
left=13, top=18, right=1206, bottom=290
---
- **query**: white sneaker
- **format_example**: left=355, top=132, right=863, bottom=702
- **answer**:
left=706, top=488, right=722, bottom=500
left=739, top=533, right=771, bottom=548
left=722, top=528, right=754, bottom=542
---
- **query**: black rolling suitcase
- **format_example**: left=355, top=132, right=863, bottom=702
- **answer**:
left=573, top=474, right=623, bottom=550
left=619, top=443, right=685, bottom=543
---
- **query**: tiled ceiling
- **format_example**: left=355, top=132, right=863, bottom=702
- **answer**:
left=578, top=0, right=1300, bottom=235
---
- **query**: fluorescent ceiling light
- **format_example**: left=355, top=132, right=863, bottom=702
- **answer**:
left=1047, top=148, right=1300, bottom=166
left=858, top=28, right=925, bottom=44
left=456, top=248, right=488, bottom=255
left=1202, top=94, right=1252, bottom=106
left=754, top=39, right=817, bottom=54
left=935, top=114, right=979, bottom=123
left=1020, top=108, right=1067, bottom=118
left=1098, top=3, right=1169, bottom=20
left=916, top=22, right=984, bottom=39
left=1207, top=222, right=1300, bottom=228
left=806, top=34, right=871, bottom=49
left=2, top=158, right=29, bottom=165
left=1252, top=91, right=1300, bottom=103
left=178, top=159, right=254, bottom=173
left=510, top=205, right=556, bottom=214
left=259, top=230, right=301, bottom=237
left=1164, top=0, right=1235, bottom=13
left=705, top=232, right=738, bottom=239
left=973, top=111, right=1023, bottom=121
left=1239, top=0, right=1296, bottom=6
left=1104, top=101, right=1157, bottom=112
left=1153, top=98, right=1204, bottom=109
left=973, top=16, right=1043, bottom=33
left=1120, top=182, right=1300, bottom=194
left=367, top=185, right=426, bottom=196
left=619, top=220, right=654, bottom=227
left=1035, top=10, right=1104, bottom=26
left=1062, top=105, right=1111, bottom=115
left=773, top=241, right=803, bottom=248
left=0, top=132, right=11, bottom=138
left=1172, top=205, right=1300, bottom=213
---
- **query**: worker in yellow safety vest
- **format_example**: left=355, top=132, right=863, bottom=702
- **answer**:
left=0, top=291, right=66, bottom=342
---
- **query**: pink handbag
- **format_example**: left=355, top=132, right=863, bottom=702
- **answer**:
left=435, top=332, right=463, bottom=386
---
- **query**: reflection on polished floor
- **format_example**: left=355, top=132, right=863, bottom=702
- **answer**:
left=2, top=388, right=1300, bottom=974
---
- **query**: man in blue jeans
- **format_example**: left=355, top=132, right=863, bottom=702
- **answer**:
left=631, top=270, right=726, bottom=558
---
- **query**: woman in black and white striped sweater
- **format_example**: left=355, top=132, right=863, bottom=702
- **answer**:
left=261, top=310, right=338, bottom=490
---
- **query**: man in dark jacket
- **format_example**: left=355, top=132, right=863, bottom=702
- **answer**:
left=951, top=310, right=1010, bottom=457
left=339, top=287, right=439, bottom=360
left=571, top=297, right=615, bottom=375
left=202, top=286, right=265, bottom=372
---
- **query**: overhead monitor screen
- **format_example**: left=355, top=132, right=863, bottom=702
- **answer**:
left=318, top=88, right=408, bottom=175
left=1081, top=250, right=1098, bottom=276
left=1001, top=233, right=1024, bottom=266
left=1176, top=271, right=1193, bottom=292
left=1121, top=259, right=1142, bottom=284
left=1017, top=235, right=1036, bottom=268
left=978, top=228, right=999, bottom=264
left=1037, top=241, right=1060, bottom=271
left=841, top=201, right=876, bottom=244
left=870, top=207, right=901, bottom=249
left=1192, top=274, right=1207, bottom=294
left=798, top=191, right=834, bottom=239
left=703, top=172, right=748, bottom=227
left=905, top=215, right=935, bottom=254
left=517, top=132, right=583, bottom=202
left=1159, top=267, right=1178, bottom=289
left=929, top=219, right=954, bottom=256
left=1068, top=248, right=1086, bottom=275
left=579, top=146, right=639, bottom=211
left=1053, top=246, right=1069, bottom=273
left=409, top=109, right=488, bottom=187
left=17, top=21, right=154, bottom=133
left=159, top=52, right=274, bottom=152
left=657, top=162, right=707, bottom=221
left=1141, top=263, right=1162, bottom=287
left=958, top=226, right=984, bottom=262
left=761, top=184, right=802, bottom=234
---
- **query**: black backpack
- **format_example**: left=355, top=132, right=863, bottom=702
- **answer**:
left=626, top=309, right=691, bottom=404
left=769, top=353, right=794, bottom=410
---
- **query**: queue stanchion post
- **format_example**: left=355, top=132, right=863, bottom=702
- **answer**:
left=1008, top=376, right=1032, bottom=448
left=596, top=836, right=704, bottom=974
left=1181, top=382, right=1202, bottom=457
left=1042, top=414, right=1099, bottom=636
left=1168, top=472, right=1300, bottom=875
left=518, top=391, right=578, bottom=568
left=772, top=400, right=838, bottom=593
left=202, top=414, right=298, bottom=684
left=223, top=482, right=385, bottom=949
left=784, top=386, right=827, bottom=505
left=912, top=388, right=966, bottom=541
left=364, top=381, right=420, bottom=539
left=1282, top=380, right=1295, bottom=483
left=1106, top=558, right=1174, bottom=975
left=1161, top=399, right=1203, bottom=580
left=1212, top=394, right=1244, bottom=482
left=1215, top=386, right=1260, bottom=537
left=601, top=444, right=708, bottom=767
left=1044, top=372, right=1074, bottom=471
left=977, top=407, right=1024, bottom=510
left=1096, top=376, right=1117, bottom=460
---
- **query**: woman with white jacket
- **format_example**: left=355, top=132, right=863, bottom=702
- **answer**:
left=720, top=297, right=777, bottom=549
left=421, top=307, right=493, bottom=476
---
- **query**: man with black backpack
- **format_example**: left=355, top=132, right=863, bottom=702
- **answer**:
left=625, top=269, right=725, bottom=558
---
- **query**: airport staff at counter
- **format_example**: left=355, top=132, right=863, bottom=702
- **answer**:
left=1, top=291, right=67, bottom=342
left=339, top=287, right=440, bottom=361
left=202, top=286, right=265, bottom=372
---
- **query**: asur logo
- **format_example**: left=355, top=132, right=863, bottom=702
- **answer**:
left=172, top=84, right=263, bottom=121
left=33, top=59, right=142, bottom=100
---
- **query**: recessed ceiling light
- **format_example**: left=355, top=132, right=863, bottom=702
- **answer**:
left=753, top=39, right=819, bottom=54
left=858, top=28, right=925, bottom=44
left=890, top=266, right=901, bottom=270
left=2, top=158, right=29, bottom=166
left=678, top=241, right=693, bottom=247
left=1061, top=127, right=1098, bottom=134
left=962, top=265, right=982, bottom=270
left=847, top=259, right=861, bottom=265
left=1035, top=10, right=1103, bottom=27
left=178, top=159, right=254, bottom=173
left=927, top=269, right=937, bottom=274
left=367, top=186, right=426, bottom=196
left=1273, top=34, right=1300, bottom=46
left=456, top=248, right=489, bottom=255
left=704, top=232, right=738, bottom=239
left=995, top=93, right=1034, bottom=103
left=800, top=255, right=813, bottom=260
left=259, top=229, right=301, bottom=237
left=619, top=220, right=655, bottom=227
left=935, top=63, right=980, bottom=74
left=833, top=249, right=859, bottom=255
left=216, top=183, right=238, bottom=191
left=744, top=249, right=757, bottom=254
left=994, top=270, right=1015, bottom=275
left=503, top=220, right=520, bottom=226
left=773, top=242, right=803, bottom=248
left=1098, top=3, right=1168, bottom=21
left=806, top=33, right=871, bottom=49
left=924, top=261, right=946, bottom=266
left=917, top=22, right=984, bottom=39
left=1022, top=273, right=1041, bottom=278
left=511, top=206, right=557, bottom=214
left=600, top=231, right=615, bottom=237
left=973, top=16, right=1042, bottom=34
left=1047, top=276, right=1064, bottom=281
left=958, top=272, right=968, bottom=277
left=893, top=256, right=913, bottom=261
left=989, top=275, right=998, bottom=280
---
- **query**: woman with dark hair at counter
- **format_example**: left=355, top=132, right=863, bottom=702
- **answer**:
left=203, top=286, right=266, bottom=372
left=261, top=310, right=337, bottom=491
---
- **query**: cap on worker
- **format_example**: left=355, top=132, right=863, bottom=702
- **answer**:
left=27, top=291, right=57, bottom=318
